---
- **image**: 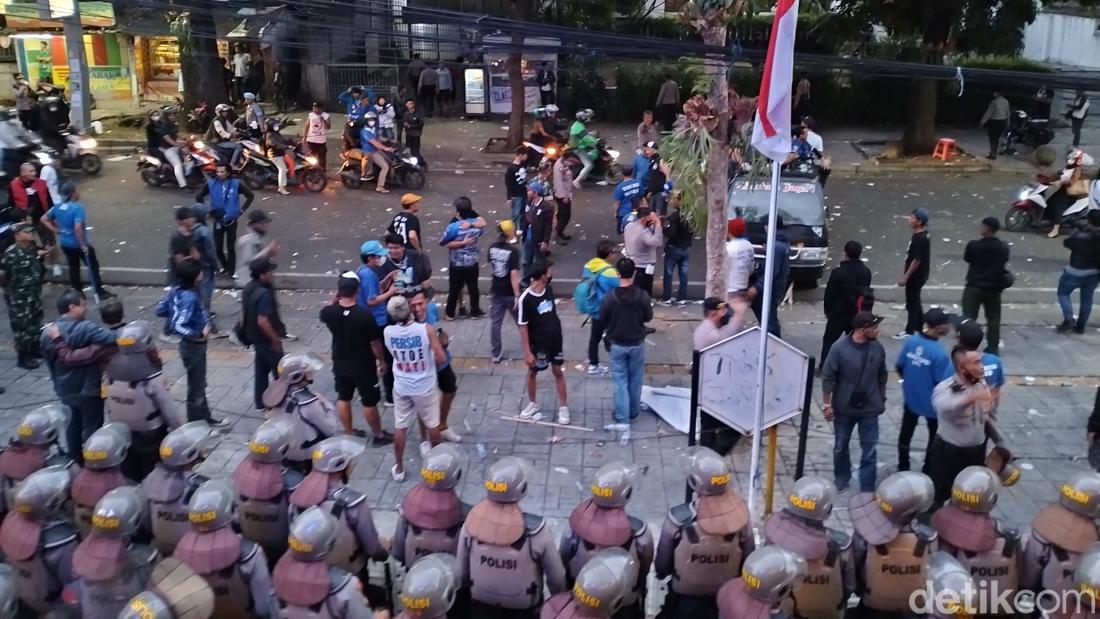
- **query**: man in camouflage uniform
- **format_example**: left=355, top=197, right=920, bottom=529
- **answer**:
left=0, top=221, right=45, bottom=369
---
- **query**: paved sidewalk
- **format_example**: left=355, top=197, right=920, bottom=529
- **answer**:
left=0, top=283, right=1097, bottom=546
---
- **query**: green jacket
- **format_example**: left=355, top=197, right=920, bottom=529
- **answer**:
left=569, top=120, right=599, bottom=158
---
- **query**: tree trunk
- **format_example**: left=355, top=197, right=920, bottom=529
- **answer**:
left=902, top=79, right=938, bottom=155
left=507, top=0, right=534, bottom=148
left=703, top=25, right=730, bottom=299
left=179, top=1, right=227, bottom=109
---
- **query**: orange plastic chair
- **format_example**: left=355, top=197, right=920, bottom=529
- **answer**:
left=932, top=138, right=957, bottom=161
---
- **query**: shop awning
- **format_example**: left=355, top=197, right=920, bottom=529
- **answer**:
left=0, top=0, right=115, bottom=28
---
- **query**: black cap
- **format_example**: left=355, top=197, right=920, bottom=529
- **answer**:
left=175, top=205, right=194, bottom=221
left=956, top=319, right=985, bottom=349
left=923, top=307, right=954, bottom=327
left=246, top=210, right=271, bottom=224
left=851, top=311, right=883, bottom=329
left=703, top=297, right=727, bottom=313
left=249, top=257, right=277, bottom=277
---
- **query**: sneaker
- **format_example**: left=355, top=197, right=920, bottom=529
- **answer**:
left=209, top=417, right=231, bottom=429
left=159, top=333, right=181, bottom=345
left=587, top=364, right=609, bottom=376
left=618, top=428, right=631, bottom=445
left=557, top=407, right=571, bottom=425
left=676, top=299, right=689, bottom=306
left=391, top=464, right=406, bottom=482
left=370, top=431, right=395, bottom=447
left=441, top=428, right=463, bottom=443
left=604, top=423, right=630, bottom=432
left=96, top=289, right=115, bottom=299
left=658, top=298, right=675, bottom=307
left=519, top=401, right=542, bottom=421
left=383, top=400, right=394, bottom=409
left=891, top=331, right=910, bottom=340
left=492, top=354, right=504, bottom=364
left=419, top=441, right=432, bottom=459
left=350, top=428, right=368, bottom=438
left=277, top=187, right=290, bottom=195
left=1057, top=320, right=1074, bottom=333
left=469, top=311, right=486, bottom=320
left=443, top=313, right=456, bottom=321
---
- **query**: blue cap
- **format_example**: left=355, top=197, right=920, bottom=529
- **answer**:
left=911, top=207, right=930, bottom=224
left=528, top=181, right=546, bottom=195
left=359, top=240, right=387, bottom=257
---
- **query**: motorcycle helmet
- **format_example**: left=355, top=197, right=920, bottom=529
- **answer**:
left=1068, top=149, right=1095, bottom=167
left=575, top=108, right=594, bottom=123
left=264, top=117, right=281, bottom=133
left=364, top=112, right=378, bottom=126
left=215, top=103, right=231, bottom=115
left=161, top=106, right=178, bottom=118
left=545, top=104, right=559, bottom=117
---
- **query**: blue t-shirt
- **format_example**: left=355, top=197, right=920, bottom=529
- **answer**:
left=359, top=126, right=379, bottom=153
left=632, top=153, right=650, bottom=188
left=46, top=201, right=87, bottom=249
left=355, top=264, right=388, bottom=327
left=982, top=352, right=1005, bottom=388
left=613, top=178, right=642, bottom=220
left=896, top=333, right=953, bottom=418
left=439, top=218, right=483, bottom=268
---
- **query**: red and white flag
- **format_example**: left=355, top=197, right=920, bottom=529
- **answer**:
left=751, top=0, right=801, bottom=162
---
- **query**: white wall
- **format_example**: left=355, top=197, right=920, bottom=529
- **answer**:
left=1024, top=11, right=1100, bottom=70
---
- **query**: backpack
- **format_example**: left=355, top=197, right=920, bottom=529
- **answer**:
left=574, top=265, right=612, bottom=316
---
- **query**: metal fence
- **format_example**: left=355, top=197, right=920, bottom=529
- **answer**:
left=325, top=64, right=402, bottom=104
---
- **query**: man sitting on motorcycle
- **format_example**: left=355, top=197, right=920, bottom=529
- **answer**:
left=158, top=106, right=189, bottom=190
left=359, top=112, right=395, bottom=194
left=341, top=120, right=371, bottom=181
left=208, top=104, right=243, bottom=169
left=530, top=105, right=562, bottom=147
left=264, top=118, right=294, bottom=196
left=569, top=108, right=599, bottom=188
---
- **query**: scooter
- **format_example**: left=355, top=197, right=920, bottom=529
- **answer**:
left=57, top=126, right=102, bottom=175
left=338, top=146, right=426, bottom=190
left=524, top=139, right=565, bottom=171
left=1005, top=175, right=1096, bottom=232
left=240, top=140, right=327, bottom=193
left=564, top=139, right=622, bottom=185
left=999, top=110, right=1054, bottom=156
left=136, top=144, right=209, bottom=189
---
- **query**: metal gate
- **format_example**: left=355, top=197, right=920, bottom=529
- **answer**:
left=325, top=64, right=401, bottom=105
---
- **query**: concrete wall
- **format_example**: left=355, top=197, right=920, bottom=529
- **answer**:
left=1024, top=11, right=1100, bottom=70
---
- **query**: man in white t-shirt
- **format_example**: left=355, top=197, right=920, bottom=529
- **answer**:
left=302, top=101, right=331, bottom=172
left=232, top=46, right=251, bottom=102
left=383, top=295, right=446, bottom=482
left=725, top=217, right=757, bottom=332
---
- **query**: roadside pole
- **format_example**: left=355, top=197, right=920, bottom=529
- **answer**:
left=61, top=3, right=91, bottom=130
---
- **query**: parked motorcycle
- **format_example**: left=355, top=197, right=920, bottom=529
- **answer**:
left=999, top=110, right=1054, bottom=155
left=240, top=140, right=327, bottom=193
left=564, top=139, right=622, bottom=184
left=338, top=146, right=426, bottom=190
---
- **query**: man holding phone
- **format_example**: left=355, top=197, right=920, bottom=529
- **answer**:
left=622, top=205, right=663, bottom=299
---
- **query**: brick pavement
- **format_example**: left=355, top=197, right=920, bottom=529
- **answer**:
left=1, top=283, right=1097, bottom=558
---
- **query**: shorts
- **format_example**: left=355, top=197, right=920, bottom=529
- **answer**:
left=437, top=365, right=458, bottom=395
left=393, top=387, right=441, bottom=430
left=529, top=347, right=565, bottom=372
left=334, top=372, right=381, bottom=407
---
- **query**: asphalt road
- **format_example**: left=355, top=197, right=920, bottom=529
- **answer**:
left=62, top=160, right=1061, bottom=303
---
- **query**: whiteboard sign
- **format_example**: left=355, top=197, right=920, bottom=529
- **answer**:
left=697, top=327, right=810, bottom=434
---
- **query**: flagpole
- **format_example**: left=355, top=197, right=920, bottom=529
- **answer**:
left=746, top=159, right=782, bottom=516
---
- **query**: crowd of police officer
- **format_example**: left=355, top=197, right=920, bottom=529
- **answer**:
left=3, top=401, right=1100, bottom=619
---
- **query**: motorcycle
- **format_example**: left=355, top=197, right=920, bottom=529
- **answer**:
left=240, top=140, right=327, bottom=193
left=56, top=126, right=102, bottom=175
left=524, top=139, right=565, bottom=171
left=184, top=99, right=212, bottom=134
left=136, top=142, right=209, bottom=189
left=1005, top=174, right=1096, bottom=233
left=338, top=146, right=426, bottom=190
left=999, top=110, right=1054, bottom=156
left=564, top=139, right=622, bottom=185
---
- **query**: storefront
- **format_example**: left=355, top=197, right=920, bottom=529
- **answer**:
left=11, top=32, right=136, bottom=105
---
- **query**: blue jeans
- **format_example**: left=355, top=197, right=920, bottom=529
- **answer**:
left=63, top=395, right=104, bottom=467
left=833, top=413, right=879, bottom=492
left=662, top=245, right=690, bottom=301
left=216, top=141, right=242, bottom=167
left=610, top=343, right=645, bottom=423
left=522, top=233, right=537, bottom=278
left=1057, top=267, right=1100, bottom=328
left=510, top=197, right=526, bottom=232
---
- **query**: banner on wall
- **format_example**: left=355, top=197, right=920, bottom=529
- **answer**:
left=17, top=33, right=131, bottom=97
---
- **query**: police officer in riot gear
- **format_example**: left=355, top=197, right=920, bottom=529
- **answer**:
left=716, top=546, right=807, bottom=619
left=541, top=548, right=638, bottom=619
left=0, top=465, right=78, bottom=614
left=117, top=557, right=216, bottom=619
left=654, top=446, right=755, bottom=619
left=926, top=552, right=979, bottom=619
left=1023, top=471, right=1100, bottom=596
left=142, top=421, right=215, bottom=556
left=233, top=417, right=304, bottom=564
left=71, top=423, right=134, bottom=536
left=104, top=320, right=183, bottom=480
left=288, top=436, right=388, bottom=609
left=396, top=554, right=460, bottom=619
left=559, top=462, right=653, bottom=618
left=70, top=486, right=158, bottom=618
left=455, top=456, right=567, bottom=618
left=0, top=404, right=73, bottom=517
left=174, top=479, right=277, bottom=618
left=763, top=476, right=854, bottom=619
left=271, top=506, right=374, bottom=618
left=0, top=564, right=16, bottom=619
left=930, top=466, right=1021, bottom=615
left=394, top=443, right=469, bottom=565
left=848, top=471, right=938, bottom=616
left=262, top=353, right=341, bottom=474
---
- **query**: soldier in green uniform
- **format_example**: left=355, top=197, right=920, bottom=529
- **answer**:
left=1, top=222, right=46, bottom=369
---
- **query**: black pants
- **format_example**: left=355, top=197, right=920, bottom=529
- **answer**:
left=122, top=426, right=167, bottom=481
left=382, top=345, right=394, bottom=405
left=179, top=339, right=211, bottom=422
left=821, top=314, right=852, bottom=364
left=17, top=108, right=38, bottom=131
left=1073, top=117, right=1085, bottom=147
left=588, top=317, right=607, bottom=365
left=700, top=411, right=742, bottom=456
left=555, top=197, right=572, bottom=236
left=986, top=119, right=1006, bottom=157
left=254, top=342, right=280, bottom=410
left=307, top=141, right=328, bottom=172
left=540, top=89, right=555, bottom=105
left=658, top=103, right=677, bottom=132
left=418, top=85, right=436, bottom=116
left=751, top=289, right=782, bottom=338
left=63, top=395, right=104, bottom=468
left=928, top=436, right=986, bottom=505
left=445, top=264, right=481, bottom=317
left=905, top=277, right=926, bottom=335
left=213, top=219, right=238, bottom=274
left=961, top=286, right=1002, bottom=354
left=635, top=269, right=654, bottom=297
left=897, top=407, right=938, bottom=472
left=406, top=135, right=425, bottom=167
left=657, top=592, right=718, bottom=619
left=62, top=245, right=104, bottom=293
